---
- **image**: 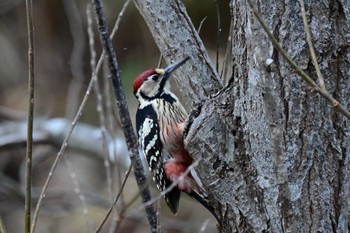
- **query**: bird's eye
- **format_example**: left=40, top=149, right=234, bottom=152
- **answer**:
left=152, top=75, right=159, bottom=81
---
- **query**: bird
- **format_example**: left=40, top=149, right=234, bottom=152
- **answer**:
left=133, top=56, right=219, bottom=222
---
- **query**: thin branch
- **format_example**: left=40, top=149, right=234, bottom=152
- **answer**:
left=94, top=165, right=132, bottom=233
left=197, top=16, right=207, bottom=34
left=246, top=0, right=350, bottom=120
left=91, top=1, right=158, bottom=233
left=299, top=0, right=326, bottom=90
left=24, top=0, right=34, bottom=232
left=221, top=21, right=233, bottom=83
left=157, top=55, right=163, bottom=68
left=214, top=0, right=221, bottom=72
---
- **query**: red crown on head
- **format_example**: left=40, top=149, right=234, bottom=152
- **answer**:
left=133, top=68, right=156, bottom=94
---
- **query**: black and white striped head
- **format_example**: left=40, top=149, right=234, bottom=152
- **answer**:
left=133, top=57, right=189, bottom=100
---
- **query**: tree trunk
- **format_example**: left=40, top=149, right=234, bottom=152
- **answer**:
left=135, top=0, right=350, bottom=232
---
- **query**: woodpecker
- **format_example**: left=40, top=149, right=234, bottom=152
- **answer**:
left=133, top=56, right=210, bottom=214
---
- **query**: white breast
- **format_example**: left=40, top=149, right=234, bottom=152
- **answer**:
left=152, top=97, right=187, bottom=155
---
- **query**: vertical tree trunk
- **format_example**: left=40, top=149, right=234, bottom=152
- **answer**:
left=186, top=0, right=350, bottom=232
left=134, top=0, right=350, bottom=232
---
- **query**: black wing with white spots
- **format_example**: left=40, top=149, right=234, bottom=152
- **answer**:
left=136, top=104, right=180, bottom=214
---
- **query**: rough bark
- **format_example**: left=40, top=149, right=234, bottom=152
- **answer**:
left=187, top=1, right=350, bottom=232
left=135, top=0, right=350, bottom=232
left=133, top=0, right=222, bottom=104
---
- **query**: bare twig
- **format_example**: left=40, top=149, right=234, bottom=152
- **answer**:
left=246, top=0, right=350, bottom=120
left=221, top=22, right=233, bottom=83
left=94, top=165, right=132, bottom=233
left=214, top=0, right=221, bottom=72
left=299, top=0, right=326, bottom=90
left=157, top=55, right=163, bottom=68
left=24, top=0, right=34, bottom=231
left=91, top=1, right=158, bottom=233
left=197, top=16, right=207, bottom=34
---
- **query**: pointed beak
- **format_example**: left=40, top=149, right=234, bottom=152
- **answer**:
left=163, top=56, right=190, bottom=80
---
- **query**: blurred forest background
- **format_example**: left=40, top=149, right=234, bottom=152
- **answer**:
left=0, top=0, right=230, bottom=232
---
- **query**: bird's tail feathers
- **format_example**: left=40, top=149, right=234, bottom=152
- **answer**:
left=165, top=186, right=181, bottom=215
